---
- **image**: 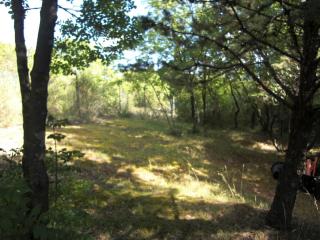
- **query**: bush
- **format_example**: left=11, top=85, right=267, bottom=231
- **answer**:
left=0, top=156, right=90, bottom=239
left=0, top=164, right=33, bottom=239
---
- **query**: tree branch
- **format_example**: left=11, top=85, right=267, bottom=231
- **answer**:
left=12, top=0, right=31, bottom=95
left=230, top=5, right=301, bottom=63
left=170, top=28, right=292, bottom=109
left=257, top=48, right=295, bottom=99
left=280, top=3, right=303, bottom=59
left=58, top=4, right=79, bottom=18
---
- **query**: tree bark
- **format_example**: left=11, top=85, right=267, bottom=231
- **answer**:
left=190, top=88, right=197, bottom=133
left=266, top=104, right=313, bottom=229
left=250, top=108, right=256, bottom=129
left=169, top=94, right=174, bottom=120
left=143, top=85, right=147, bottom=115
left=12, top=0, right=32, bottom=153
left=260, top=104, right=270, bottom=132
left=201, top=82, right=207, bottom=126
left=12, top=0, right=58, bottom=224
left=230, top=82, right=240, bottom=129
left=266, top=9, right=320, bottom=229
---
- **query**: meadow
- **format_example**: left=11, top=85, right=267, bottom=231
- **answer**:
left=32, top=118, right=320, bottom=239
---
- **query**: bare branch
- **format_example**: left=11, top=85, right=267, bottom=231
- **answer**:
left=235, top=3, right=286, bottom=24
left=58, top=4, right=79, bottom=18
left=257, top=48, right=295, bottom=99
left=280, top=1, right=303, bottom=10
left=279, top=2, right=303, bottom=59
left=25, top=7, right=41, bottom=11
left=194, top=62, right=240, bottom=70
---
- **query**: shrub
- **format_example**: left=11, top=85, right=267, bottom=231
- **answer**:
left=0, top=164, right=33, bottom=239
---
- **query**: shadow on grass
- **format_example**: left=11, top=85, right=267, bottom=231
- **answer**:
left=49, top=120, right=320, bottom=239
left=56, top=159, right=270, bottom=240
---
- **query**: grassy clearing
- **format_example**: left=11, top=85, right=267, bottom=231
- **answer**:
left=26, top=119, right=320, bottom=239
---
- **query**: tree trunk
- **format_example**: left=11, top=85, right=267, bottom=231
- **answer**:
left=12, top=0, right=32, bottom=158
left=266, top=11, right=320, bottom=229
left=208, top=85, right=219, bottom=126
left=75, top=73, right=82, bottom=119
left=190, top=88, right=197, bottom=133
left=260, top=104, right=270, bottom=132
left=250, top=108, right=256, bottom=129
left=230, top=82, right=240, bottom=129
left=201, top=82, right=207, bottom=126
left=143, top=85, right=147, bottom=115
left=151, top=82, right=172, bottom=128
left=118, top=85, right=122, bottom=113
left=266, top=104, right=313, bottom=229
left=169, top=94, right=174, bottom=120
left=12, top=0, right=58, bottom=226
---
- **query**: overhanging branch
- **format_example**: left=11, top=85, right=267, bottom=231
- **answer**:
left=167, top=27, right=292, bottom=109
left=230, top=5, right=301, bottom=63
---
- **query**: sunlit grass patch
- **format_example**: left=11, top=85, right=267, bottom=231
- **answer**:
left=82, top=149, right=112, bottom=163
left=56, top=119, right=278, bottom=201
left=32, top=118, right=319, bottom=239
left=131, top=167, right=226, bottom=202
left=251, top=142, right=277, bottom=152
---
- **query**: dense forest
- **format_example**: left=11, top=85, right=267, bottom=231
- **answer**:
left=0, top=0, right=320, bottom=239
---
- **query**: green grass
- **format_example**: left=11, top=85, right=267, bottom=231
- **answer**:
left=46, top=118, right=320, bottom=240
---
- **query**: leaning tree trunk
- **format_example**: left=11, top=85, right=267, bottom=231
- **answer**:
left=12, top=0, right=58, bottom=221
left=266, top=12, right=320, bottom=229
left=12, top=0, right=32, bottom=163
left=266, top=103, right=313, bottom=229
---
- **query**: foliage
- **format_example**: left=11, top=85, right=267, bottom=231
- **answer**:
left=46, top=115, right=84, bottom=205
left=0, top=149, right=51, bottom=240
left=52, top=0, right=143, bottom=75
left=51, top=40, right=100, bottom=75
left=48, top=62, right=122, bottom=121
left=0, top=43, right=23, bottom=127
left=0, top=164, right=30, bottom=239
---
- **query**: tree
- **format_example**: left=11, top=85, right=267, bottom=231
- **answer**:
left=10, top=0, right=58, bottom=221
left=1, top=0, right=141, bottom=236
left=196, top=0, right=320, bottom=229
left=144, top=0, right=320, bottom=229
left=50, top=0, right=141, bottom=119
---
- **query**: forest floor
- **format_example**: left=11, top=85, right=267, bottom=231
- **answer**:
left=2, top=119, right=320, bottom=239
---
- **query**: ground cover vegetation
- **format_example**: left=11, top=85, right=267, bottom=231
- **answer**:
left=0, top=0, right=320, bottom=239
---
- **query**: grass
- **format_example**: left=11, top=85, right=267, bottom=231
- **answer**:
left=14, top=119, right=320, bottom=239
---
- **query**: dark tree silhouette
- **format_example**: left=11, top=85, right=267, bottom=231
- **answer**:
left=12, top=0, right=57, bottom=216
